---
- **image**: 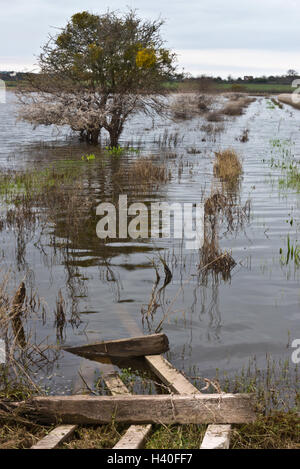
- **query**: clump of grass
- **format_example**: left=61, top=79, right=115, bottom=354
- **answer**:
left=104, top=145, right=139, bottom=156
left=0, top=419, right=50, bottom=449
left=201, top=122, right=225, bottom=134
left=231, top=411, right=300, bottom=449
left=199, top=237, right=236, bottom=282
left=213, top=149, right=242, bottom=182
left=81, top=153, right=95, bottom=161
left=280, top=235, right=300, bottom=268
left=222, top=96, right=255, bottom=116
left=279, top=164, right=300, bottom=192
left=267, top=138, right=300, bottom=192
left=0, top=161, right=84, bottom=203
left=63, top=424, right=128, bottom=449
left=145, top=424, right=207, bottom=449
left=127, top=157, right=171, bottom=184
left=171, top=94, right=213, bottom=120
left=206, top=111, right=223, bottom=122
left=278, top=93, right=300, bottom=110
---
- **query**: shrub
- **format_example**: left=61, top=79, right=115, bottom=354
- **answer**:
left=213, top=149, right=242, bottom=181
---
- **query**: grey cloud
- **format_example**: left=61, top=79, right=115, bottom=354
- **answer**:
left=0, top=0, right=299, bottom=73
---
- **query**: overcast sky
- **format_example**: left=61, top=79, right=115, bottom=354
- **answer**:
left=1, top=0, right=300, bottom=77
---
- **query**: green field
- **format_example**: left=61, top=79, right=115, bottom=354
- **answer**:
left=216, top=83, right=293, bottom=93
left=164, top=81, right=293, bottom=94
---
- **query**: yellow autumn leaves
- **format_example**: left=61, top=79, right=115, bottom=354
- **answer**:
left=136, top=47, right=173, bottom=69
left=136, top=48, right=157, bottom=68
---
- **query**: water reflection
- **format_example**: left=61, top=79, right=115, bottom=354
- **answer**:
left=0, top=92, right=299, bottom=392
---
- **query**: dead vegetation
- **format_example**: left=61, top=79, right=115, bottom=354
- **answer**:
left=0, top=276, right=61, bottom=404
left=206, top=111, right=223, bottom=122
left=238, top=128, right=249, bottom=143
left=199, top=236, right=236, bottom=282
left=171, top=94, right=213, bottom=120
left=200, top=123, right=224, bottom=134
left=213, top=149, right=242, bottom=183
left=221, top=95, right=255, bottom=116
left=122, top=157, right=171, bottom=186
left=278, top=93, right=300, bottom=110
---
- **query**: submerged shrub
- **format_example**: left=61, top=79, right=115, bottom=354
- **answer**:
left=213, top=149, right=242, bottom=182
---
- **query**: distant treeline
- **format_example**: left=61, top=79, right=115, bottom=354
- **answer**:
left=170, top=72, right=299, bottom=85
left=0, top=72, right=29, bottom=81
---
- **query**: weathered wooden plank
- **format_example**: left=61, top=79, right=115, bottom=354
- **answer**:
left=104, top=372, right=130, bottom=395
left=31, top=425, right=77, bottom=449
left=145, top=355, right=199, bottom=394
left=145, top=355, right=232, bottom=450
left=114, top=424, right=152, bottom=449
left=200, top=424, right=231, bottom=449
left=103, top=371, right=152, bottom=449
left=21, top=393, right=255, bottom=425
left=63, top=333, right=169, bottom=358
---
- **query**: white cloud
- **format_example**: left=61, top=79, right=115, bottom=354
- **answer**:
left=0, top=57, right=38, bottom=72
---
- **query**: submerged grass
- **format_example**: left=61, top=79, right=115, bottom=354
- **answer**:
left=213, top=149, right=242, bottom=183
left=0, top=160, right=85, bottom=202
left=221, top=96, right=255, bottom=116
left=171, top=93, right=213, bottom=120
left=118, top=157, right=171, bottom=187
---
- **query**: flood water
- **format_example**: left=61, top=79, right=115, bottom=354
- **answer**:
left=0, top=91, right=299, bottom=394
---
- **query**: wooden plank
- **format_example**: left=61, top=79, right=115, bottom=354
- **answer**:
left=145, top=355, right=199, bottom=394
left=31, top=425, right=77, bottom=449
left=63, top=333, right=169, bottom=358
left=200, top=424, right=231, bottom=449
left=145, top=355, right=232, bottom=450
left=103, top=371, right=152, bottom=449
left=21, top=393, right=255, bottom=425
left=104, top=372, right=130, bottom=395
left=113, top=425, right=152, bottom=449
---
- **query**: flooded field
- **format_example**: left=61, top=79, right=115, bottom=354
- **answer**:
left=0, top=91, right=299, bottom=395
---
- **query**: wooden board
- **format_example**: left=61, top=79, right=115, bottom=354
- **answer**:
left=145, top=355, right=232, bottom=450
left=31, top=425, right=77, bottom=449
left=103, top=371, right=152, bottom=449
left=200, top=424, right=231, bottom=449
left=145, top=355, right=199, bottom=394
left=63, top=333, right=169, bottom=358
left=21, top=393, right=255, bottom=425
left=113, top=424, right=152, bottom=449
left=104, top=372, right=130, bottom=395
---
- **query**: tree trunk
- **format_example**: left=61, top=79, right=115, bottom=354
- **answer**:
left=88, top=129, right=100, bottom=145
left=108, top=129, right=121, bottom=148
left=80, top=128, right=101, bottom=144
left=107, top=117, right=123, bottom=148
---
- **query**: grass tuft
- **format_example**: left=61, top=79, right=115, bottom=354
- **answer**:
left=213, top=149, right=242, bottom=182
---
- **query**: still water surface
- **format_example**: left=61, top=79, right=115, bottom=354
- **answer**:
left=0, top=91, right=299, bottom=393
